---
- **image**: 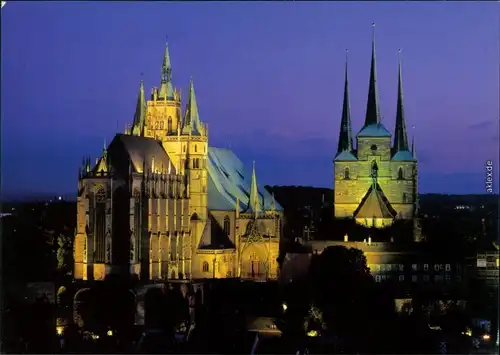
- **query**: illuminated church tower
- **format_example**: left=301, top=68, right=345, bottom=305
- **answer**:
left=127, top=43, right=209, bottom=224
left=333, top=26, right=418, bottom=232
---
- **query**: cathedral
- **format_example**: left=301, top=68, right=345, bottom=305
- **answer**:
left=73, top=44, right=283, bottom=282
left=333, top=32, right=418, bottom=230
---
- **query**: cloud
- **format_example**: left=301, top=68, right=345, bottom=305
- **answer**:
left=468, top=120, right=495, bottom=130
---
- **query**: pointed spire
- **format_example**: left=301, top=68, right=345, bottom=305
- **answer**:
left=248, top=161, right=260, bottom=217
left=337, top=49, right=354, bottom=154
left=182, top=77, right=203, bottom=135
left=364, top=23, right=382, bottom=126
left=411, top=134, right=417, bottom=159
left=393, top=49, right=409, bottom=151
left=131, top=80, right=146, bottom=136
left=159, top=40, right=174, bottom=100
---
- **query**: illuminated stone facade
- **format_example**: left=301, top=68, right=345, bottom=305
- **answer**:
left=74, top=44, right=283, bottom=282
left=333, top=38, right=418, bottom=230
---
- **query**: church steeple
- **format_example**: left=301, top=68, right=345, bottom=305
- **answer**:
left=158, top=41, right=174, bottom=100
left=182, top=77, right=203, bottom=135
left=393, top=50, right=409, bottom=152
left=337, top=50, right=353, bottom=154
left=364, top=23, right=382, bottom=126
left=131, top=80, right=146, bottom=136
left=248, top=161, right=260, bottom=217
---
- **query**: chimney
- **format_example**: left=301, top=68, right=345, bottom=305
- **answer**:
left=344, top=234, right=348, bottom=242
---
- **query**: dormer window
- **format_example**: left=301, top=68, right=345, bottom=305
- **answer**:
left=344, top=167, right=350, bottom=180
left=398, top=167, right=404, bottom=180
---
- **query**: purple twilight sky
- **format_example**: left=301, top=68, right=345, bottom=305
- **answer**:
left=1, top=2, right=499, bottom=198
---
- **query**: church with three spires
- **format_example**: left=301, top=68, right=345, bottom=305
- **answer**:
left=333, top=28, right=419, bottom=233
left=73, top=44, right=283, bottom=282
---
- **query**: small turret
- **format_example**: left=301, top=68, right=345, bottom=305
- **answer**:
left=131, top=80, right=147, bottom=136
left=248, top=161, right=260, bottom=218
left=158, top=41, right=174, bottom=100
left=182, top=77, right=203, bottom=136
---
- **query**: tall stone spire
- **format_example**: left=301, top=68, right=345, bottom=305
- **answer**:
left=337, top=50, right=353, bottom=154
left=393, top=50, right=409, bottom=151
left=248, top=161, right=260, bottom=217
left=182, top=77, right=203, bottom=135
left=158, top=41, right=174, bottom=100
left=364, top=23, right=382, bottom=126
left=131, top=80, right=146, bottom=136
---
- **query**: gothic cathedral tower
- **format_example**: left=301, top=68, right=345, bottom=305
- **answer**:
left=127, top=43, right=209, bottom=223
left=333, top=27, right=418, bottom=232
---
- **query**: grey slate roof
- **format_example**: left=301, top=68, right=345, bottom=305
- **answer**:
left=207, top=147, right=282, bottom=212
left=334, top=150, right=358, bottom=161
left=392, top=150, right=415, bottom=161
left=357, top=123, right=392, bottom=137
left=353, top=182, right=397, bottom=219
left=109, top=134, right=176, bottom=175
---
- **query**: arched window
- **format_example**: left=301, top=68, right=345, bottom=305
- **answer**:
left=194, top=145, right=197, bottom=153
left=167, top=117, right=173, bottom=134
left=344, top=167, right=350, bottom=180
left=370, top=161, right=378, bottom=180
left=171, top=270, right=176, bottom=279
left=202, top=261, right=210, bottom=272
left=223, top=216, right=230, bottom=236
left=398, top=167, right=404, bottom=180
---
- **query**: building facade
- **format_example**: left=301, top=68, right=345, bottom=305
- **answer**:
left=333, top=34, right=418, bottom=231
left=73, top=44, right=283, bottom=282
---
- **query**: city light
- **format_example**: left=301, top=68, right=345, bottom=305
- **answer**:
left=56, top=326, right=64, bottom=336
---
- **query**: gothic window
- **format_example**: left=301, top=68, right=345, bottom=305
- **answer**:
left=202, top=261, right=210, bottom=272
left=371, top=161, right=378, bottom=179
left=95, top=187, right=106, bottom=202
left=167, top=117, right=173, bottom=134
left=223, top=216, right=230, bottom=236
left=398, top=167, right=404, bottom=180
left=344, top=167, right=350, bottom=180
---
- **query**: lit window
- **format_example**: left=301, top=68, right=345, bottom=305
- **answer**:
left=434, top=264, right=440, bottom=271
left=424, top=264, right=429, bottom=271
left=399, top=275, right=404, bottom=282
left=375, top=275, right=381, bottom=282
left=445, top=264, right=451, bottom=271
left=202, top=261, right=209, bottom=273
left=445, top=275, right=451, bottom=281
left=399, top=264, right=404, bottom=271
left=375, top=264, right=381, bottom=272
left=497, top=258, right=499, bottom=268
left=386, top=264, right=392, bottom=272
left=412, top=264, right=418, bottom=271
